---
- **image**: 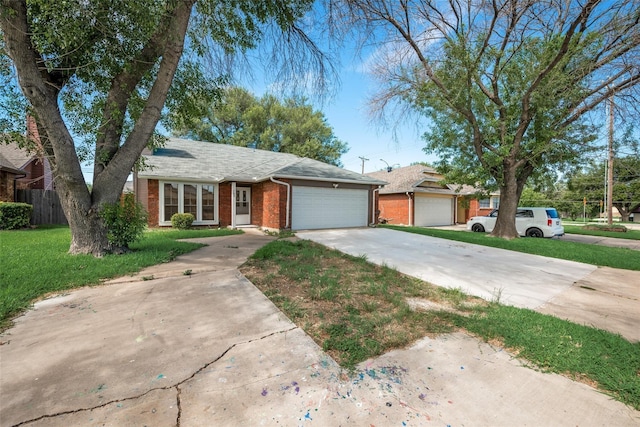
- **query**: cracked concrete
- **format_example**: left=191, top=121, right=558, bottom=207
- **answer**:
left=2, top=229, right=639, bottom=426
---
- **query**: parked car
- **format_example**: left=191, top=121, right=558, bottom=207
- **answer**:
left=466, top=207, right=564, bottom=238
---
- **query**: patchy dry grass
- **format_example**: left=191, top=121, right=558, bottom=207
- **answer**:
left=240, top=238, right=484, bottom=369
left=240, top=238, right=640, bottom=410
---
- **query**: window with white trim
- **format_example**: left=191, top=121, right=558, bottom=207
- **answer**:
left=479, top=196, right=500, bottom=209
left=160, top=181, right=219, bottom=225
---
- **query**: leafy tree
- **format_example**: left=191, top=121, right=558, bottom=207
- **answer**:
left=567, top=157, right=640, bottom=221
left=171, top=87, right=348, bottom=166
left=1, top=0, right=328, bottom=255
left=333, top=0, right=640, bottom=238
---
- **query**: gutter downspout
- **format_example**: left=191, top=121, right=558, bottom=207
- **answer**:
left=370, top=186, right=381, bottom=226
left=406, top=192, right=413, bottom=226
left=270, top=177, right=290, bottom=229
left=231, top=182, right=237, bottom=229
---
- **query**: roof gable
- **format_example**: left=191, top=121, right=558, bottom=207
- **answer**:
left=139, top=138, right=387, bottom=186
left=366, top=164, right=451, bottom=194
left=0, top=141, right=38, bottom=169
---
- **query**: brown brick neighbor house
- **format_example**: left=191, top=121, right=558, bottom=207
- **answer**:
left=135, top=138, right=387, bottom=230
left=0, top=117, right=54, bottom=202
left=366, top=164, right=493, bottom=226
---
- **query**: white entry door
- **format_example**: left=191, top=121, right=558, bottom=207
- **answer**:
left=236, top=187, right=251, bottom=225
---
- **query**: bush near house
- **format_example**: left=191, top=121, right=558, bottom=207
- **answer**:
left=171, top=213, right=195, bottom=229
left=99, top=193, right=148, bottom=249
left=0, top=202, right=33, bottom=230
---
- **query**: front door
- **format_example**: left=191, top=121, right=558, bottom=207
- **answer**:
left=235, top=187, right=251, bottom=225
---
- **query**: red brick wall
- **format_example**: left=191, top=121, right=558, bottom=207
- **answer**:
left=147, top=180, right=159, bottom=227
left=144, top=179, right=291, bottom=230
left=0, top=171, right=16, bottom=201
left=261, top=180, right=288, bottom=229
left=378, top=194, right=411, bottom=225
left=219, top=183, right=232, bottom=227
left=468, top=199, right=493, bottom=218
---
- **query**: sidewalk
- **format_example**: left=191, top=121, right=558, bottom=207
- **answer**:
left=1, top=229, right=638, bottom=426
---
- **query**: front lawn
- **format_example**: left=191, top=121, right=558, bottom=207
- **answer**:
left=382, top=225, right=640, bottom=271
left=0, top=226, right=241, bottom=328
left=240, top=239, right=640, bottom=410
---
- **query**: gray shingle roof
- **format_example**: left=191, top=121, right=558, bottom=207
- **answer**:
left=138, top=138, right=387, bottom=186
left=0, top=141, right=36, bottom=169
left=0, top=151, right=26, bottom=174
left=366, top=164, right=456, bottom=194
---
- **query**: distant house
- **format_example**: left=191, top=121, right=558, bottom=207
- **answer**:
left=0, top=152, right=27, bottom=202
left=134, top=138, right=387, bottom=230
left=366, top=164, right=495, bottom=226
left=0, top=117, right=54, bottom=202
left=468, top=192, right=501, bottom=218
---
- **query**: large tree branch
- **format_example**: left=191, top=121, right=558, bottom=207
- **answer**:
left=94, top=0, right=196, bottom=179
left=93, top=0, right=196, bottom=199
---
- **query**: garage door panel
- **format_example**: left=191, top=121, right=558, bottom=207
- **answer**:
left=414, top=196, right=453, bottom=226
left=292, top=186, right=368, bottom=230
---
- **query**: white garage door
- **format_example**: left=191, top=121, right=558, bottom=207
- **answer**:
left=414, top=195, right=454, bottom=226
left=292, top=186, right=369, bottom=230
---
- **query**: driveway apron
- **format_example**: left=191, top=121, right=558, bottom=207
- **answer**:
left=298, top=228, right=596, bottom=309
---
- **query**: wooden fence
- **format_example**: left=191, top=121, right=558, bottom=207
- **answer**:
left=16, top=189, right=68, bottom=225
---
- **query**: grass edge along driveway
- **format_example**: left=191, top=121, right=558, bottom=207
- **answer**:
left=240, top=238, right=640, bottom=410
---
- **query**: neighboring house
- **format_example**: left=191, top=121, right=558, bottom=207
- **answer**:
left=0, top=152, right=27, bottom=202
left=0, top=117, right=54, bottom=195
left=468, top=192, right=501, bottom=218
left=367, top=165, right=464, bottom=226
left=0, top=117, right=55, bottom=201
left=135, top=138, right=387, bottom=230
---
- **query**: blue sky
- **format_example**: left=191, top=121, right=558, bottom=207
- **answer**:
left=315, top=62, right=438, bottom=174
left=244, top=49, right=439, bottom=175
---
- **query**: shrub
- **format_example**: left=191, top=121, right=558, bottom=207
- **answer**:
left=100, top=193, right=148, bottom=248
left=171, top=213, right=195, bottom=230
left=584, top=224, right=627, bottom=233
left=0, top=202, right=33, bottom=230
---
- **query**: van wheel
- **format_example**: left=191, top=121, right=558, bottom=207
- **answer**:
left=471, top=223, right=485, bottom=232
left=526, top=228, right=543, bottom=238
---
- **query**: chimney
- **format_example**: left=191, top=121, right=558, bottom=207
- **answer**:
left=26, top=115, right=40, bottom=143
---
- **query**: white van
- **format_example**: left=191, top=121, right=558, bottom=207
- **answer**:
left=466, top=207, right=564, bottom=238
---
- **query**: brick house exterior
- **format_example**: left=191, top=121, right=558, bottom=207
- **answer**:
left=367, top=165, right=493, bottom=226
left=136, top=139, right=387, bottom=230
left=0, top=117, right=55, bottom=201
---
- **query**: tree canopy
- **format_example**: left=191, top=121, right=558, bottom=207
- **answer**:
left=567, top=156, right=640, bottom=221
left=1, top=0, right=328, bottom=255
left=170, top=87, right=348, bottom=166
left=333, top=0, right=640, bottom=238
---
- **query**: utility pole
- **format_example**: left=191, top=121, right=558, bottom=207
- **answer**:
left=607, top=93, right=614, bottom=226
left=359, top=156, right=369, bottom=174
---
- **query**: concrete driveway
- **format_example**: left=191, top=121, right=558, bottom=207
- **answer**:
left=2, top=230, right=639, bottom=426
left=298, top=227, right=640, bottom=342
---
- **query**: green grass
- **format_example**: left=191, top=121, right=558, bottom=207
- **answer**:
left=383, top=225, right=640, bottom=271
left=564, top=224, right=640, bottom=240
left=241, top=239, right=640, bottom=409
left=0, top=226, right=242, bottom=327
left=448, top=305, right=640, bottom=408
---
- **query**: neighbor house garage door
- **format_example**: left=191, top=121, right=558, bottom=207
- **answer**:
left=414, top=195, right=454, bottom=226
left=292, top=186, right=368, bottom=230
